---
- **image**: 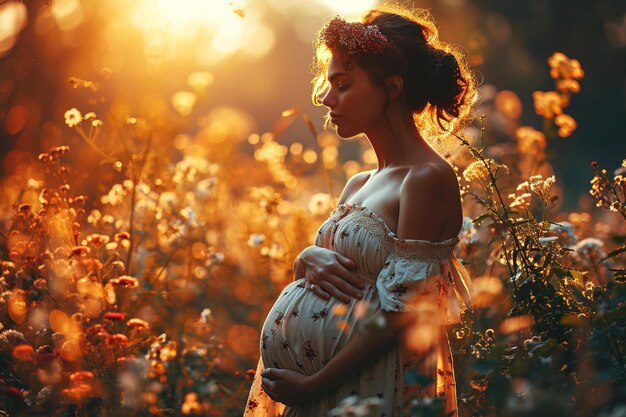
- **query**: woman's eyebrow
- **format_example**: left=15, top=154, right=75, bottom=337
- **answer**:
left=328, top=72, right=349, bottom=82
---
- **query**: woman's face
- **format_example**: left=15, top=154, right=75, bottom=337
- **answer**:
left=321, top=52, right=389, bottom=138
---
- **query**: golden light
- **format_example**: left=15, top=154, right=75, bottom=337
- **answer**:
left=0, top=1, right=28, bottom=57
left=51, top=0, right=84, bottom=31
left=132, top=0, right=275, bottom=65
left=318, top=0, right=379, bottom=15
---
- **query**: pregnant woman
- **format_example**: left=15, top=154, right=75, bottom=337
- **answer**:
left=244, top=5, right=475, bottom=417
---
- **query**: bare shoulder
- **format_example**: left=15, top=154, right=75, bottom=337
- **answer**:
left=396, top=161, right=461, bottom=241
left=401, top=162, right=457, bottom=195
left=337, top=169, right=376, bottom=205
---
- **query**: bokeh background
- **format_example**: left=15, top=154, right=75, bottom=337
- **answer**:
left=1, top=0, right=625, bottom=209
left=1, top=1, right=626, bottom=416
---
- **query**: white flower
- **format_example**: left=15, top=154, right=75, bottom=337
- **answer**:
left=200, top=308, right=212, bottom=323
left=64, top=108, right=82, bottom=127
left=247, top=233, right=265, bottom=247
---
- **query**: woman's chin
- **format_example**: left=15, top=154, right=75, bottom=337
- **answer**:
left=333, top=125, right=359, bottom=139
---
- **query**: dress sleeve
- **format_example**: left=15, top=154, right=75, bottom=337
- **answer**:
left=375, top=241, right=472, bottom=325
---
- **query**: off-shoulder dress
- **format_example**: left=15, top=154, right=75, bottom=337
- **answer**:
left=244, top=203, right=472, bottom=417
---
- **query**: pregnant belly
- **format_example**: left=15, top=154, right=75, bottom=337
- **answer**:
left=259, top=279, right=363, bottom=375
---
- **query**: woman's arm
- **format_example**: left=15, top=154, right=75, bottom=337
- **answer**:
left=261, top=310, right=411, bottom=405
left=292, top=245, right=364, bottom=302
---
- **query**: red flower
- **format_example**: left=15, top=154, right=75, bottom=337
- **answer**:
left=103, top=312, right=125, bottom=321
left=70, top=246, right=90, bottom=257
left=107, top=334, right=129, bottom=346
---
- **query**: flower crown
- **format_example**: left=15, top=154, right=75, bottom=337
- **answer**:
left=318, top=16, right=396, bottom=56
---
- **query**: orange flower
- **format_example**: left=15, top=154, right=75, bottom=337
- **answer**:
left=86, top=234, right=110, bottom=247
left=69, top=371, right=94, bottom=383
left=107, top=333, right=129, bottom=346
left=548, top=52, right=584, bottom=80
left=556, top=79, right=580, bottom=94
left=515, top=126, right=546, bottom=156
left=103, top=312, right=125, bottom=321
left=127, top=318, right=150, bottom=330
left=109, top=275, right=139, bottom=288
left=532, top=91, right=563, bottom=118
left=12, top=344, right=35, bottom=362
left=555, top=114, right=577, bottom=137
left=115, top=232, right=131, bottom=241
left=70, top=246, right=90, bottom=257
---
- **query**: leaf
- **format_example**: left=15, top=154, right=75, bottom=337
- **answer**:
left=472, top=213, right=491, bottom=226
left=600, top=244, right=626, bottom=262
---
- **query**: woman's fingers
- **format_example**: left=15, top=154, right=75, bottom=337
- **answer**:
left=317, top=280, right=352, bottom=304
left=336, top=254, right=357, bottom=270
left=311, top=284, right=331, bottom=300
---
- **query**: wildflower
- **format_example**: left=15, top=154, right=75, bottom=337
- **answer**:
left=518, top=175, right=556, bottom=201
left=247, top=233, right=265, bottom=247
left=69, top=246, right=90, bottom=257
left=515, top=126, right=546, bottom=157
left=50, top=145, right=70, bottom=156
left=200, top=308, right=212, bottom=323
left=462, top=160, right=490, bottom=183
left=181, top=392, right=203, bottom=415
left=64, top=108, right=83, bottom=127
left=573, top=238, right=604, bottom=253
left=532, top=91, right=563, bottom=118
left=103, top=312, right=126, bottom=321
left=508, top=192, right=532, bottom=210
left=69, top=371, right=94, bottom=383
left=308, top=192, right=333, bottom=215
left=86, top=233, right=110, bottom=247
left=109, top=275, right=139, bottom=288
left=12, top=344, right=34, bottom=361
left=556, top=79, right=580, bottom=93
left=127, top=318, right=150, bottom=330
left=107, top=333, right=129, bottom=346
left=548, top=52, right=584, bottom=80
left=610, top=201, right=622, bottom=212
left=159, top=341, right=177, bottom=361
left=115, top=232, right=130, bottom=241
left=555, top=114, right=577, bottom=137
left=329, top=395, right=383, bottom=417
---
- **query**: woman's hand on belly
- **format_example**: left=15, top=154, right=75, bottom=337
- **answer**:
left=299, top=246, right=365, bottom=304
left=261, top=367, right=321, bottom=406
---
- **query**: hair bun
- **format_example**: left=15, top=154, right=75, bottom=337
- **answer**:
left=427, top=48, right=465, bottom=118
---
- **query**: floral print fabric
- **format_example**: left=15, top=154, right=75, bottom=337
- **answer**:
left=244, top=203, right=472, bottom=417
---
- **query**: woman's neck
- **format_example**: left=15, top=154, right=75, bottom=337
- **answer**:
left=364, top=106, right=438, bottom=171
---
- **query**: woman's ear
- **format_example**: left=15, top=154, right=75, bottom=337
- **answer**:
left=385, top=75, right=404, bottom=100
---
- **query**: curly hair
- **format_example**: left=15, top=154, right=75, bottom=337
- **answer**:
left=311, top=5, right=478, bottom=137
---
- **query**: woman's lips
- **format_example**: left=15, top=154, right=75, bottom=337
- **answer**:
left=329, top=113, right=341, bottom=123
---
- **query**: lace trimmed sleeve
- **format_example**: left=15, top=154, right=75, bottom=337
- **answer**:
left=375, top=237, right=472, bottom=325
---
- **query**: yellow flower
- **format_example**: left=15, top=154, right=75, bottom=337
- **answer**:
left=556, top=79, right=580, bottom=94
left=515, top=126, right=546, bottom=156
left=532, top=91, right=563, bottom=118
left=548, top=52, right=584, bottom=80
left=463, top=159, right=507, bottom=183
left=64, top=108, right=82, bottom=127
left=521, top=174, right=556, bottom=200
left=555, top=114, right=577, bottom=137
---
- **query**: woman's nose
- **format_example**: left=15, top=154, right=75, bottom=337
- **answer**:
left=321, top=88, right=335, bottom=108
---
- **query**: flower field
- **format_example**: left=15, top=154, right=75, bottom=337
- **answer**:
left=0, top=1, right=625, bottom=416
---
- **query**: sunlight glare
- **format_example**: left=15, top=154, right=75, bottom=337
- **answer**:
left=318, top=0, right=379, bottom=15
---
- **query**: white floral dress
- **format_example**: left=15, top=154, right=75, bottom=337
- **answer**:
left=244, top=203, right=472, bottom=417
